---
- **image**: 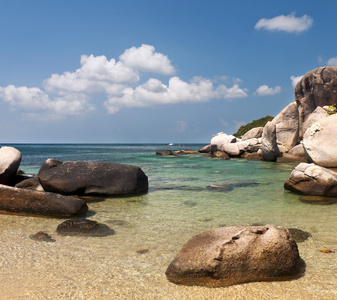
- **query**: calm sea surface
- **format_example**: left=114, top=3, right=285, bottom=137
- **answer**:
left=0, top=144, right=336, bottom=299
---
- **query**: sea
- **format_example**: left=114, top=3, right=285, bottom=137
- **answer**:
left=0, top=143, right=336, bottom=299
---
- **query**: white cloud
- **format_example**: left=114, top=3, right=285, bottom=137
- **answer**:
left=290, top=75, right=304, bottom=87
left=327, top=57, right=337, bottom=66
left=104, top=76, right=248, bottom=113
left=0, top=44, right=248, bottom=117
left=255, top=85, right=281, bottom=96
left=119, top=44, right=176, bottom=75
left=255, top=13, right=313, bottom=33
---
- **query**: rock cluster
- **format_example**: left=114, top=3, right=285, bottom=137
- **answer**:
left=0, top=146, right=148, bottom=217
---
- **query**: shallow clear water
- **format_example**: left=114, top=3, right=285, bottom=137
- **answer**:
left=0, top=144, right=336, bottom=299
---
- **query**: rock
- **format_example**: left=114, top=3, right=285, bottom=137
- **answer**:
left=0, top=146, right=22, bottom=185
left=56, top=219, right=115, bottom=237
left=272, top=102, right=300, bottom=152
left=302, top=106, right=328, bottom=137
left=156, top=150, right=174, bottom=156
left=284, top=163, right=337, bottom=196
left=261, top=121, right=281, bottom=161
left=15, top=177, right=42, bottom=191
left=288, top=144, right=306, bottom=158
left=295, top=66, right=337, bottom=137
left=38, top=161, right=148, bottom=196
left=242, top=152, right=263, bottom=161
left=166, top=225, right=301, bottom=287
left=287, top=228, right=312, bottom=243
left=0, top=184, right=88, bottom=217
left=302, top=114, right=337, bottom=167
left=175, top=149, right=200, bottom=155
left=38, top=158, right=63, bottom=175
left=212, top=151, right=229, bottom=159
left=210, top=133, right=237, bottom=152
left=221, top=143, right=241, bottom=156
left=30, top=231, right=56, bottom=242
left=241, top=127, right=264, bottom=141
left=198, top=145, right=211, bottom=153
left=299, top=195, right=337, bottom=205
left=276, top=153, right=306, bottom=164
left=206, top=181, right=260, bottom=192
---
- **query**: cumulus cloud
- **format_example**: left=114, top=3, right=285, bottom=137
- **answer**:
left=255, top=13, right=313, bottom=33
left=0, top=44, right=248, bottom=117
left=290, top=75, right=304, bottom=87
left=104, top=76, right=248, bottom=113
left=327, top=57, right=337, bottom=66
left=254, top=85, right=281, bottom=96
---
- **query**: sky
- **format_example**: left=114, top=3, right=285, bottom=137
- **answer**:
left=1, top=0, right=337, bottom=143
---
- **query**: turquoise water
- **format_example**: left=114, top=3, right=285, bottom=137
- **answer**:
left=0, top=144, right=336, bottom=299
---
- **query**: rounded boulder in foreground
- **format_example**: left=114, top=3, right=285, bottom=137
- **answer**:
left=166, top=225, right=301, bottom=287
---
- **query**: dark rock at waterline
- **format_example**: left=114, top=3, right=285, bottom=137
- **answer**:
left=212, top=151, right=229, bottom=159
left=156, top=150, right=174, bottom=156
left=0, top=146, right=22, bottom=185
left=0, top=184, right=88, bottom=217
left=38, top=158, right=63, bottom=176
left=288, top=228, right=312, bottom=243
left=207, top=181, right=261, bottom=192
left=166, top=225, right=302, bottom=287
left=183, top=200, right=198, bottom=207
left=15, top=177, right=41, bottom=191
left=198, top=145, right=211, bottom=153
left=56, top=219, right=115, bottom=237
left=30, top=231, right=56, bottom=242
left=299, top=195, right=337, bottom=205
left=38, top=160, right=148, bottom=196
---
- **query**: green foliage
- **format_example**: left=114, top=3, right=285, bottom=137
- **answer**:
left=233, top=115, right=274, bottom=138
left=325, top=104, right=337, bottom=115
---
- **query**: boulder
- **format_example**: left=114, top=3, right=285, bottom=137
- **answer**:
left=210, top=133, right=237, bottom=152
left=0, top=146, right=22, bottom=185
left=156, top=150, right=174, bottom=156
left=175, top=149, right=200, bottom=155
left=276, top=153, right=306, bottom=164
left=212, top=151, right=229, bottom=159
left=198, top=145, right=211, bottom=153
left=288, top=144, right=306, bottom=158
left=221, top=143, right=241, bottom=156
left=0, top=184, right=88, bottom=217
left=295, top=66, right=337, bottom=137
left=261, top=121, right=281, bottom=161
left=15, top=177, right=42, bottom=191
left=284, top=163, right=337, bottom=196
left=56, top=219, right=115, bottom=237
left=38, top=158, right=63, bottom=175
left=241, top=127, right=264, bottom=140
left=38, top=161, right=148, bottom=196
left=302, top=114, right=337, bottom=167
left=301, top=106, right=328, bottom=137
left=166, top=225, right=301, bottom=287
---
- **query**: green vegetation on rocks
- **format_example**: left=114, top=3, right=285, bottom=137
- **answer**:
left=233, top=115, right=273, bottom=138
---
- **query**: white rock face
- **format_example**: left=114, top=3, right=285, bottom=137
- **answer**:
left=0, top=146, right=22, bottom=184
left=241, top=127, right=263, bottom=141
left=302, top=114, right=337, bottom=167
left=210, top=132, right=237, bottom=150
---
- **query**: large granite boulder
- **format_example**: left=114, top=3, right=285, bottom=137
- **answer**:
left=38, top=161, right=148, bottom=196
left=302, top=114, right=337, bottom=167
left=301, top=106, right=328, bottom=138
left=295, top=66, right=337, bottom=138
left=261, top=121, right=281, bottom=161
left=166, top=225, right=301, bottom=287
left=210, top=132, right=237, bottom=152
left=284, top=163, right=337, bottom=196
left=241, top=127, right=263, bottom=141
left=0, top=146, right=22, bottom=185
left=0, top=184, right=88, bottom=217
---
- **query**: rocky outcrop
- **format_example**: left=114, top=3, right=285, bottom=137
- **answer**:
left=166, top=225, right=301, bottom=287
left=302, top=114, right=337, bottom=167
left=284, top=163, right=337, bottom=196
left=241, top=127, right=263, bottom=141
left=38, top=161, right=148, bottom=196
left=0, top=184, right=88, bottom=217
left=210, top=132, right=237, bottom=152
left=295, top=66, right=337, bottom=137
left=261, top=121, right=281, bottom=161
left=198, top=145, right=211, bottom=153
left=0, top=146, right=22, bottom=185
left=156, top=150, right=174, bottom=156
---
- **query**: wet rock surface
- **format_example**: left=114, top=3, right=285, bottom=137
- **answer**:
left=30, top=231, right=56, bottom=242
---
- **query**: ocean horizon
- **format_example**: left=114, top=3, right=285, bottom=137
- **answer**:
left=0, top=143, right=336, bottom=299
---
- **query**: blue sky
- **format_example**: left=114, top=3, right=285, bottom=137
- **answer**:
left=0, top=0, right=336, bottom=143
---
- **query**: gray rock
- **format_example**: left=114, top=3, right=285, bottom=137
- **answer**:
left=284, top=163, right=337, bottom=196
left=198, top=145, right=211, bottom=153
left=302, top=106, right=328, bottom=137
left=0, top=184, right=88, bottom=217
left=156, top=150, right=174, bottom=156
left=241, top=127, right=264, bottom=140
left=38, top=161, right=148, bottom=196
left=0, top=146, right=22, bottom=185
left=295, top=66, right=337, bottom=138
left=302, top=114, right=337, bottom=167
left=288, top=144, right=306, bottom=157
left=261, top=121, right=281, bottom=161
left=166, top=225, right=301, bottom=287
left=38, top=158, right=63, bottom=176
